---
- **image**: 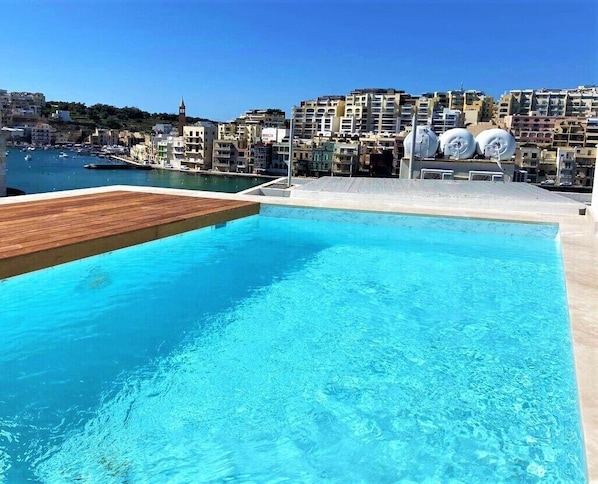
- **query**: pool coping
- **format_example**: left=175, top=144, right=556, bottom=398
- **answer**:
left=1, top=184, right=597, bottom=481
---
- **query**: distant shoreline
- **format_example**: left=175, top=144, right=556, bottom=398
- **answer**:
left=110, top=155, right=279, bottom=180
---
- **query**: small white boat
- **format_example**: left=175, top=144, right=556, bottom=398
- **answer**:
left=59, top=152, right=69, bottom=158
left=25, top=154, right=32, bottom=161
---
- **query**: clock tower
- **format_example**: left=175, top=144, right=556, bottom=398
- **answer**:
left=178, top=98, right=186, bottom=136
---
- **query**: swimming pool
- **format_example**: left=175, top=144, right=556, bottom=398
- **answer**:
left=0, top=205, right=586, bottom=482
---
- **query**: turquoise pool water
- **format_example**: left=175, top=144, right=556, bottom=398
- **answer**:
left=0, top=206, right=586, bottom=482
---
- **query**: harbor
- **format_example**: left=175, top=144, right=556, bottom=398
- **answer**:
left=5, top=147, right=271, bottom=195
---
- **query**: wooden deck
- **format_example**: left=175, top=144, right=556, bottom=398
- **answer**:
left=0, top=191, right=260, bottom=279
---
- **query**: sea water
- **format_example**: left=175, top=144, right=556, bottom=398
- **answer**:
left=5, top=147, right=267, bottom=194
left=0, top=206, right=586, bottom=482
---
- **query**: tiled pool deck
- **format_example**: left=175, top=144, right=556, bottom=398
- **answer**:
left=1, top=180, right=597, bottom=481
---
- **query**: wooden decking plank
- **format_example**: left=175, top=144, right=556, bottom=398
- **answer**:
left=0, top=191, right=260, bottom=279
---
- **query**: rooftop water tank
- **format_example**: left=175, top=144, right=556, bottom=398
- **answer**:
left=438, top=128, right=477, bottom=160
left=403, top=126, right=439, bottom=159
left=475, top=128, right=516, bottom=161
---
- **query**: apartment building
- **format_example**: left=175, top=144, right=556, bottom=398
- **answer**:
left=31, top=123, right=54, bottom=146
left=270, top=142, right=291, bottom=175
left=572, top=146, right=596, bottom=187
left=183, top=121, right=217, bottom=170
left=340, top=89, right=412, bottom=135
left=332, top=142, right=360, bottom=176
left=503, top=115, right=561, bottom=145
left=415, top=90, right=492, bottom=129
left=156, top=135, right=185, bottom=168
left=89, top=128, right=119, bottom=146
left=293, top=96, right=345, bottom=139
left=586, top=118, right=598, bottom=146
left=236, top=108, right=286, bottom=128
left=3, top=91, right=45, bottom=126
left=292, top=139, right=314, bottom=176
left=212, top=139, right=247, bottom=173
left=311, top=141, right=334, bottom=177
left=556, top=147, right=576, bottom=185
left=497, top=86, right=598, bottom=118
left=358, top=133, right=396, bottom=172
left=515, top=143, right=542, bottom=183
left=553, top=118, right=587, bottom=148
left=430, top=108, right=463, bottom=134
left=250, top=142, right=272, bottom=174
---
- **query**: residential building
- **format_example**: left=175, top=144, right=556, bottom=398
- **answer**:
left=236, top=108, right=286, bottom=128
left=556, top=147, right=576, bottom=185
left=31, top=123, right=54, bottom=146
left=431, top=108, right=463, bottom=134
left=515, top=143, right=542, bottom=183
left=168, top=136, right=186, bottom=168
left=51, top=110, right=72, bottom=122
left=497, top=86, right=598, bottom=119
left=183, top=121, right=217, bottom=170
left=586, top=118, right=598, bottom=146
left=503, top=115, right=561, bottom=145
left=446, top=90, right=494, bottom=123
left=293, top=96, right=345, bottom=139
left=292, top=139, right=314, bottom=176
left=553, top=118, right=587, bottom=148
left=359, top=133, right=397, bottom=176
left=152, top=123, right=174, bottom=134
left=311, top=141, right=334, bottom=177
left=332, top=142, right=360, bottom=176
left=572, top=146, right=596, bottom=187
left=5, top=91, right=45, bottom=125
left=271, top=141, right=292, bottom=175
left=212, top=139, right=246, bottom=173
left=249, top=142, right=272, bottom=174
left=89, top=128, right=119, bottom=146
left=129, top=142, right=150, bottom=162
left=340, top=89, right=410, bottom=135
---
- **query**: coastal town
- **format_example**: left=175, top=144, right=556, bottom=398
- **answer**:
left=1, top=85, right=598, bottom=196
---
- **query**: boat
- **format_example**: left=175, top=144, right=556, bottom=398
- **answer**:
left=84, top=163, right=152, bottom=170
left=59, top=152, right=69, bottom=158
left=24, top=154, right=32, bottom=161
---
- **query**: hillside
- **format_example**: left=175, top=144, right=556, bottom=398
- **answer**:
left=43, top=101, right=209, bottom=134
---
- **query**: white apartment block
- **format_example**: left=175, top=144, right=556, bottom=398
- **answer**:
left=431, top=108, right=464, bottom=134
left=183, top=122, right=217, bottom=170
left=293, top=96, right=345, bottom=139
left=156, top=135, right=185, bottom=168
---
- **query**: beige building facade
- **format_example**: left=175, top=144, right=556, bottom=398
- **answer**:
left=293, top=96, right=345, bottom=139
left=183, top=122, right=217, bottom=170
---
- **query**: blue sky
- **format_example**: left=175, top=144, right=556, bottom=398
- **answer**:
left=2, top=0, right=597, bottom=121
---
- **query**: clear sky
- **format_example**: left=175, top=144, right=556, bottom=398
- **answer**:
left=2, top=0, right=597, bottom=121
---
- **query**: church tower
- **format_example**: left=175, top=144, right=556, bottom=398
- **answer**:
left=178, top=98, right=186, bottom=136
